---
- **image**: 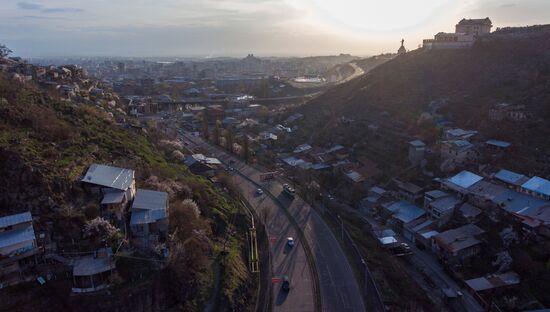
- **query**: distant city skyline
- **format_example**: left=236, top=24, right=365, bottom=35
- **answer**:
left=2, top=0, right=550, bottom=58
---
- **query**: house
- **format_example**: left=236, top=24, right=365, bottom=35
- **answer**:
left=455, top=18, right=492, bottom=36
left=465, top=271, right=520, bottom=303
left=393, top=179, right=424, bottom=203
left=489, top=103, right=531, bottom=122
left=521, top=176, right=550, bottom=200
left=459, top=203, right=482, bottom=222
left=485, top=140, right=511, bottom=151
left=361, top=186, right=389, bottom=209
left=81, top=164, right=136, bottom=203
left=444, top=128, right=478, bottom=140
left=130, top=189, right=169, bottom=251
left=441, top=140, right=477, bottom=165
left=442, top=170, right=483, bottom=195
left=293, top=144, right=312, bottom=154
left=0, top=212, right=38, bottom=286
left=184, top=154, right=222, bottom=177
left=494, top=169, right=528, bottom=190
left=403, top=217, right=436, bottom=243
left=72, top=248, right=115, bottom=293
left=424, top=191, right=462, bottom=226
left=432, top=224, right=485, bottom=264
left=408, top=140, right=426, bottom=166
left=382, top=201, right=426, bottom=235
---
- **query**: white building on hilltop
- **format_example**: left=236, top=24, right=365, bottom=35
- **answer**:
left=423, top=18, right=492, bottom=49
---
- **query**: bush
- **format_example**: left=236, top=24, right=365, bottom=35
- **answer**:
left=83, top=203, right=100, bottom=219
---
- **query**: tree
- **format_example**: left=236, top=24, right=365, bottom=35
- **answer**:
left=0, top=44, right=12, bottom=58
left=225, top=128, right=234, bottom=153
left=213, top=120, right=221, bottom=146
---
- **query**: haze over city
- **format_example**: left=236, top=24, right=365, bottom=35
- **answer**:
left=2, top=0, right=550, bottom=57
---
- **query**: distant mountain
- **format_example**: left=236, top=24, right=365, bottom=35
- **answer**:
left=295, top=25, right=550, bottom=173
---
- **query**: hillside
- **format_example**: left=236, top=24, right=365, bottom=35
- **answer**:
left=295, top=25, right=550, bottom=173
left=0, top=62, right=254, bottom=311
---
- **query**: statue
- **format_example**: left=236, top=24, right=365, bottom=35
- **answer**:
left=398, top=38, right=406, bottom=55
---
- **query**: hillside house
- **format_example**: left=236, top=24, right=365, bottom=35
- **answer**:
left=80, top=164, right=136, bottom=204
left=130, top=189, right=169, bottom=251
left=455, top=18, right=492, bottom=36
left=433, top=224, right=485, bottom=265
left=393, top=179, right=424, bottom=203
left=489, top=103, right=531, bottom=122
left=382, top=201, right=426, bottom=237
left=424, top=190, right=462, bottom=226
left=0, top=212, right=38, bottom=286
left=184, top=154, right=222, bottom=177
left=441, top=140, right=477, bottom=165
left=72, top=248, right=115, bottom=293
left=520, top=176, right=550, bottom=200
left=408, top=140, right=426, bottom=166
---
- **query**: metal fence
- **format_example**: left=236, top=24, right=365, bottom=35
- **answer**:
left=323, top=208, right=386, bottom=312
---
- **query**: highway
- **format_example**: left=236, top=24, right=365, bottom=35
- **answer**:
left=182, top=133, right=365, bottom=312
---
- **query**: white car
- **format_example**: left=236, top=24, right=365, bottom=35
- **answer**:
left=256, top=188, right=264, bottom=195
left=287, top=237, right=295, bottom=247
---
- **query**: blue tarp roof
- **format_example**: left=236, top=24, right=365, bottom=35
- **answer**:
left=448, top=171, right=483, bottom=189
left=522, top=176, right=550, bottom=197
left=495, top=169, right=526, bottom=186
left=386, top=201, right=426, bottom=224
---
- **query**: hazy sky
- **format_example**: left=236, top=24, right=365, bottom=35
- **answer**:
left=1, top=0, right=550, bottom=58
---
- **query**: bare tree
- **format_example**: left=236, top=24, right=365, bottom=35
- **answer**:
left=0, top=44, right=12, bottom=58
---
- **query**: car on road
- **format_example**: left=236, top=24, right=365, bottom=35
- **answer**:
left=282, top=184, right=296, bottom=197
left=287, top=237, right=295, bottom=247
left=390, top=243, right=413, bottom=256
left=281, top=275, right=290, bottom=291
left=256, top=188, right=264, bottom=195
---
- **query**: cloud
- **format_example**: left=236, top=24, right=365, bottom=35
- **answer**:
left=16, top=1, right=82, bottom=14
left=17, top=2, right=43, bottom=10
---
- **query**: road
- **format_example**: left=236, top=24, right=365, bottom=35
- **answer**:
left=336, top=62, right=365, bottom=85
left=182, top=133, right=366, bottom=312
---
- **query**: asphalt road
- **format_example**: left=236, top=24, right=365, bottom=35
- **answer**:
left=182, top=133, right=365, bottom=312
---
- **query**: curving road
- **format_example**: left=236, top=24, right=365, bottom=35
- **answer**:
left=182, top=133, right=365, bottom=312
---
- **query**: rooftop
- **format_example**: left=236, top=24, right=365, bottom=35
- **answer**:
left=486, top=139, right=511, bottom=148
left=465, top=271, right=520, bottom=292
left=0, top=212, right=32, bottom=229
left=0, top=225, right=36, bottom=250
left=495, top=169, right=528, bottom=186
left=132, top=189, right=168, bottom=211
left=81, top=164, right=135, bottom=191
left=446, top=170, right=483, bottom=189
left=522, top=176, right=550, bottom=197
left=434, top=224, right=484, bottom=253
left=385, top=201, right=426, bottom=224
left=72, top=248, right=115, bottom=276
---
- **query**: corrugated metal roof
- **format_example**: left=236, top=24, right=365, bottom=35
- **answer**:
left=0, top=212, right=32, bottom=228
left=522, top=176, right=550, bottom=197
left=409, top=140, right=426, bottom=147
left=486, top=140, right=511, bottom=148
left=81, top=164, right=134, bottom=191
left=0, top=225, right=36, bottom=249
left=447, top=170, right=483, bottom=189
left=73, top=248, right=115, bottom=276
left=132, top=189, right=167, bottom=211
left=495, top=169, right=527, bottom=186
left=130, top=209, right=167, bottom=225
left=386, top=201, right=426, bottom=224
left=101, top=191, right=126, bottom=204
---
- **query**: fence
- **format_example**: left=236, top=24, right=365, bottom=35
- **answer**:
left=323, top=207, right=386, bottom=312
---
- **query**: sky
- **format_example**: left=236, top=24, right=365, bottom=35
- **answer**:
left=1, top=0, right=550, bottom=58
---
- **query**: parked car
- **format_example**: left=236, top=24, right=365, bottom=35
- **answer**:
left=256, top=188, right=264, bottom=195
left=282, top=184, right=295, bottom=197
left=287, top=237, right=295, bottom=247
left=281, top=275, right=290, bottom=291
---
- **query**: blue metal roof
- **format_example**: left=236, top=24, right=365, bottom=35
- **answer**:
left=0, top=225, right=36, bottom=249
left=486, top=140, right=511, bottom=148
left=81, top=164, right=134, bottom=191
left=495, top=169, right=526, bottom=185
left=132, top=189, right=168, bottom=211
left=448, top=171, right=483, bottom=189
left=130, top=209, right=167, bottom=225
left=386, top=201, right=426, bottom=224
left=522, top=177, right=550, bottom=197
left=0, top=212, right=32, bottom=228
